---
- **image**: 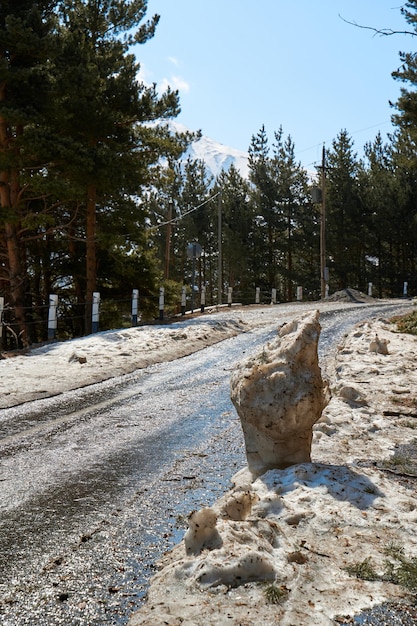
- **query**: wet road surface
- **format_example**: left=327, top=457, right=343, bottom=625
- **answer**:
left=0, top=303, right=411, bottom=625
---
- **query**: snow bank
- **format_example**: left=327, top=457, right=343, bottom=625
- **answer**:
left=128, top=315, right=417, bottom=625
left=0, top=318, right=247, bottom=409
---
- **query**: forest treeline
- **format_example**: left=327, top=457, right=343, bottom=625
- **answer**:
left=1, top=0, right=417, bottom=348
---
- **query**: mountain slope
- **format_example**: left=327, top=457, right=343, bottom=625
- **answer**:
left=185, top=132, right=249, bottom=179
left=170, top=120, right=249, bottom=179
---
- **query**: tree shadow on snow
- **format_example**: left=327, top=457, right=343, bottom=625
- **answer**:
left=262, top=462, right=385, bottom=510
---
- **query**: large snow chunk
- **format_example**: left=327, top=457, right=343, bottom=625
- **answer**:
left=230, top=310, right=329, bottom=476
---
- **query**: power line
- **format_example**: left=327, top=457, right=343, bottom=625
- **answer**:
left=148, top=191, right=220, bottom=232
left=302, top=119, right=393, bottom=168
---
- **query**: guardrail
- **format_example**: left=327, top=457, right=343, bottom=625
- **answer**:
left=0, top=285, right=306, bottom=350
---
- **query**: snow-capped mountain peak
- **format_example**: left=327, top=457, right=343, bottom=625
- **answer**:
left=168, top=120, right=249, bottom=179
left=186, top=133, right=249, bottom=179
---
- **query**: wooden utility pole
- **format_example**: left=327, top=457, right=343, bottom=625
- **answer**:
left=320, top=145, right=327, bottom=299
left=164, top=201, right=173, bottom=280
left=217, top=192, right=222, bottom=305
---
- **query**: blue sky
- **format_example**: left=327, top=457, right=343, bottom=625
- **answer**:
left=134, top=1, right=412, bottom=169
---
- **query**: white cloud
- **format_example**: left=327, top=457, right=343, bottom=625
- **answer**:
left=160, top=75, right=190, bottom=94
left=137, top=64, right=151, bottom=85
left=136, top=61, right=190, bottom=96
left=168, top=56, right=179, bottom=66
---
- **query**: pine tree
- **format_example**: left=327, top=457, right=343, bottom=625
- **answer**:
left=145, top=158, right=183, bottom=284
left=248, top=125, right=312, bottom=300
left=325, top=130, right=365, bottom=290
left=0, top=1, right=59, bottom=346
left=248, top=125, right=277, bottom=289
left=214, top=165, right=252, bottom=303
left=51, top=0, right=181, bottom=333
left=271, top=131, right=311, bottom=300
left=388, top=130, right=417, bottom=295
left=392, top=1, right=417, bottom=146
left=172, top=157, right=213, bottom=302
left=390, top=3, right=417, bottom=295
left=360, top=134, right=399, bottom=296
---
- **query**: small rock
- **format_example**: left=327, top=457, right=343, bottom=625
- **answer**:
left=68, top=352, right=87, bottom=364
left=369, top=334, right=389, bottom=355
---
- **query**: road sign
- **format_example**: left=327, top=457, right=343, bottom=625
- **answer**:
left=186, top=242, right=202, bottom=259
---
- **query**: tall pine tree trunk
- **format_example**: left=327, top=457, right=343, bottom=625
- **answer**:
left=287, top=208, right=292, bottom=301
left=68, top=225, right=86, bottom=337
left=3, top=222, right=28, bottom=347
left=0, top=98, right=29, bottom=346
left=267, top=222, right=274, bottom=288
left=85, top=183, right=97, bottom=334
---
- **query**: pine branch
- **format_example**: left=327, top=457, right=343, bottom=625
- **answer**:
left=339, top=14, right=416, bottom=37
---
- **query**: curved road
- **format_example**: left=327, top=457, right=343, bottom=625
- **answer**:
left=0, top=302, right=411, bottom=625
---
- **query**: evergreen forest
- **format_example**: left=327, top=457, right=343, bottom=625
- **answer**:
left=1, top=0, right=417, bottom=348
